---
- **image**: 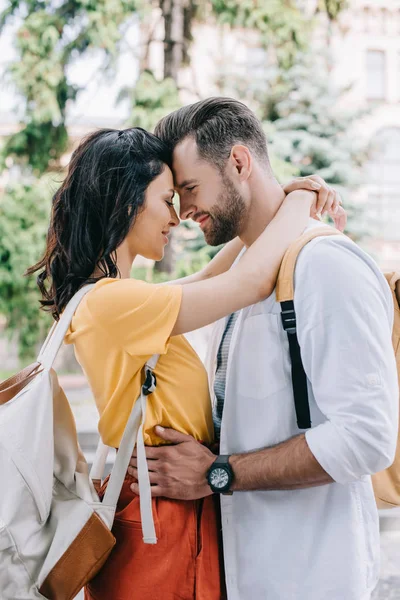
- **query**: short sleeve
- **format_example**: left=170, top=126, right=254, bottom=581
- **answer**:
left=86, top=279, right=182, bottom=357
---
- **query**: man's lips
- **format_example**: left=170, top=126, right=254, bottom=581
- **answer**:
left=197, top=215, right=210, bottom=230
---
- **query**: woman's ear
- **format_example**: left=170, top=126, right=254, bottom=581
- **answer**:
left=229, top=145, right=252, bottom=182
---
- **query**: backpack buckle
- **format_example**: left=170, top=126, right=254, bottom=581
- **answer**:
left=143, top=368, right=157, bottom=396
left=281, top=308, right=297, bottom=334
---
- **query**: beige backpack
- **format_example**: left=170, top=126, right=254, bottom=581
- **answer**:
left=0, top=284, right=159, bottom=599
left=276, top=227, right=400, bottom=509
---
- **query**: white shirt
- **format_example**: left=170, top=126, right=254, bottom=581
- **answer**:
left=206, top=221, right=399, bottom=600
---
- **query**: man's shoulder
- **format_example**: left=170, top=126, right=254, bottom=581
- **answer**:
left=294, top=231, right=391, bottom=308
left=296, top=230, right=372, bottom=278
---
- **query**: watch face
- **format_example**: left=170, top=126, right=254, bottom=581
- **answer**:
left=210, top=467, right=230, bottom=489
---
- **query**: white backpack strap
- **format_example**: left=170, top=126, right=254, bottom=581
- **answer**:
left=37, top=321, right=57, bottom=361
left=90, top=440, right=110, bottom=482
left=37, top=284, right=95, bottom=370
left=135, top=361, right=158, bottom=543
left=103, top=355, right=160, bottom=544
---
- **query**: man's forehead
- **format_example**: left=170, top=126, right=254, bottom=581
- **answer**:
left=172, top=137, right=201, bottom=187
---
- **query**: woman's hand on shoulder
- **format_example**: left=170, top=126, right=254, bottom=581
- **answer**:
left=283, top=175, right=347, bottom=232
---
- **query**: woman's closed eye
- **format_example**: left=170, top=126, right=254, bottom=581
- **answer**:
left=186, top=185, right=197, bottom=193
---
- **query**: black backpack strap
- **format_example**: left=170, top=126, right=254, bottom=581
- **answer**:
left=280, top=300, right=311, bottom=429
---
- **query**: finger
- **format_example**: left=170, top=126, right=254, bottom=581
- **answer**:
left=315, top=185, right=330, bottom=216
left=333, top=206, right=347, bottom=232
left=308, top=175, right=324, bottom=185
left=130, top=482, right=139, bottom=495
left=128, top=466, right=160, bottom=484
left=130, top=481, right=164, bottom=497
left=154, top=425, right=193, bottom=444
left=331, top=191, right=342, bottom=214
left=283, top=178, right=321, bottom=194
left=131, top=446, right=163, bottom=460
left=129, top=458, right=158, bottom=471
left=322, top=189, right=335, bottom=217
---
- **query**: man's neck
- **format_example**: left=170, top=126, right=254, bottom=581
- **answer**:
left=239, top=173, right=286, bottom=247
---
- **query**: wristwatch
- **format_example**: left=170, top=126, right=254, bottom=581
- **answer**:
left=207, top=455, right=234, bottom=494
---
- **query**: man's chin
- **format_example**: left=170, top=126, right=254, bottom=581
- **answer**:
left=205, top=230, right=235, bottom=246
left=204, top=226, right=220, bottom=246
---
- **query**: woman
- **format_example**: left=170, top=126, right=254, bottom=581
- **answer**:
left=28, top=127, right=342, bottom=600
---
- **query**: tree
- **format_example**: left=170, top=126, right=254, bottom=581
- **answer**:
left=1, top=0, right=138, bottom=174
left=261, top=54, right=369, bottom=237
left=0, top=0, right=140, bottom=361
left=0, top=177, right=52, bottom=360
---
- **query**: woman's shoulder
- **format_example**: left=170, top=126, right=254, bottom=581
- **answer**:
left=89, top=276, right=156, bottom=302
left=86, top=277, right=181, bottom=320
left=68, top=277, right=182, bottom=355
left=92, top=276, right=150, bottom=292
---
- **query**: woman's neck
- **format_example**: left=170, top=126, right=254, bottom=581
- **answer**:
left=91, top=241, right=135, bottom=280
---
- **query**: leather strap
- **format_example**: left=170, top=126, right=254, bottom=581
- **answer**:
left=0, top=362, right=42, bottom=405
left=0, top=285, right=94, bottom=405
left=276, top=226, right=343, bottom=430
left=276, top=226, right=342, bottom=303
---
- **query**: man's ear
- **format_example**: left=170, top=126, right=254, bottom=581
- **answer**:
left=229, top=145, right=252, bottom=182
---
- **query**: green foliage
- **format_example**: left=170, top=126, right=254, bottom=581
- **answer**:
left=174, top=221, right=222, bottom=278
left=0, top=177, right=52, bottom=360
left=1, top=0, right=138, bottom=173
left=121, top=71, right=181, bottom=132
left=261, top=55, right=369, bottom=236
left=210, top=0, right=308, bottom=68
left=2, top=122, right=69, bottom=174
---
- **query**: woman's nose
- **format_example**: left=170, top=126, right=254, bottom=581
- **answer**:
left=169, top=205, right=180, bottom=227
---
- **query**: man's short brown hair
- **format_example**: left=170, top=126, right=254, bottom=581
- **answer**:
left=154, top=97, right=270, bottom=170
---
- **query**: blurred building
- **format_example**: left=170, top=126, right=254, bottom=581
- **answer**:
left=325, top=0, right=400, bottom=269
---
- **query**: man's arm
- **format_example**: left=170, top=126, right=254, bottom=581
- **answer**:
left=128, top=428, right=332, bottom=500
left=129, top=239, right=398, bottom=500
left=229, top=433, right=332, bottom=491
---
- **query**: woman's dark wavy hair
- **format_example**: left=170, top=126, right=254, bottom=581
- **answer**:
left=27, top=127, right=172, bottom=320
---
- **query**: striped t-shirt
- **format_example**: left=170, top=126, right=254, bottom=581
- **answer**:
left=213, top=312, right=239, bottom=440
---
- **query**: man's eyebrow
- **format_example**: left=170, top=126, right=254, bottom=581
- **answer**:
left=175, top=178, right=198, bottom=189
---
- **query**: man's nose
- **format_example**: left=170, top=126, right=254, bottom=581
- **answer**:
left=179, top=200, right=196, bottom=221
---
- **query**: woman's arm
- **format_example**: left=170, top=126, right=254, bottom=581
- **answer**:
left=171, top=189, right=315, bottom=336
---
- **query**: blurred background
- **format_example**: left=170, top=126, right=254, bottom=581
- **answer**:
left=0, top=1, right=400, bottom=596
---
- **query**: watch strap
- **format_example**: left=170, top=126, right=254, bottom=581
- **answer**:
left=215, top=454, right=231, bottom=465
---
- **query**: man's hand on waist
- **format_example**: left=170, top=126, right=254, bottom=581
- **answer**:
left=128, top=425, right=215, bottom=500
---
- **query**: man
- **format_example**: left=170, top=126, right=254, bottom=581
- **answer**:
left=129, top=98, right=399, bottom=599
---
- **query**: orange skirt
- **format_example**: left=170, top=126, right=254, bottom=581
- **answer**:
left=85, top=477, right=226, bottom=600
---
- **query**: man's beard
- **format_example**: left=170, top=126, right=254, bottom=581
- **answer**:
left=204, top=176, right=246, bottom=246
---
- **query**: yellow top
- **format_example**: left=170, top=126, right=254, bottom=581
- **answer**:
left=65, top=278, right=214, bottom=448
